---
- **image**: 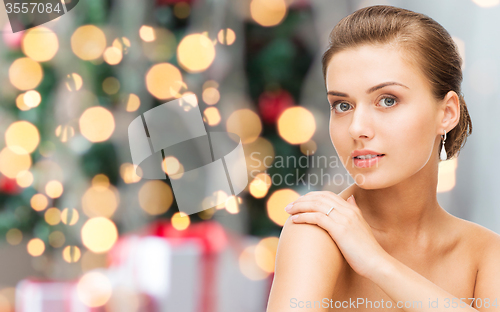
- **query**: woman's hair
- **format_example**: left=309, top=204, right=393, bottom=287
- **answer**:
left=321, top=5, right=472, bottom=160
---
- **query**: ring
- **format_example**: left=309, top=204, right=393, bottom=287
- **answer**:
left=326, top=206, right=334, bottom=216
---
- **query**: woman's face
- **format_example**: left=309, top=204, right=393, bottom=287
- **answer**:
left=325, top=44, right=442, bottom=189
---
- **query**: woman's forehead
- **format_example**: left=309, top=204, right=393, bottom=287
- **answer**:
left=325, top=45, right=424, bottom=93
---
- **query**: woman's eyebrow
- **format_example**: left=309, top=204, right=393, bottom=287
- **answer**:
left=327, top=81, right=409, bottom=97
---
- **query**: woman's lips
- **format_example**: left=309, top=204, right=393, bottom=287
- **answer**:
left=353, top=154, right=385, bottom=168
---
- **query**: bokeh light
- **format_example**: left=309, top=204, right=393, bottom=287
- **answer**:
left=55, top=125, right=75, bottom=142
left=61, top=208, right=79, bottom=225
left=22, top=26, right=59, bottom=62
left=112, top=37, right=131, bottom=54
left=249, top=173, right=272, bottom=198
left=226, top=109, right=262, bottom=144
left=16, top=170, right=34, bottom=188
left=45, top=180, right=63, bottom=198
left=471, top=0, right=499, bottom=7
left=125, top=93, right=141, bottom=112
left=81, top=217, right=118, bottom=253
left=119, top=163, right=142, bottom=183
left=277, top=106, right=316, bottom=144
left=201, top=190, right=228, bottom=210
left=30, top=193, right=48, bottom=211
left=225, top=195, right=240, bottom=214
left=103, top=47, right=123, bottom=65
left=243, top=137, right=274, bottom=173
left=24, top=90, right=41, bottom=108
left=177, top=33, right=216, bottom=72
left=71, top=25, right=107, bottom=61
left=145, top=63, right=184, bottom=100
left=161, top=156, right=180, bottom=175
left=267, top=188, right=299, bottom=226
left=5, top=121, right=40, bottom=154
left=138, top=181, right=174, bottom=215
left=139, top=25, right=155, bottom=42
left=202, top=87, right=220, bottom=105
left=203, top=107, right=221, bottom=126
left=77, top=271, right=112, bottom=307
left=0, top=147, right=32, bottom=178
left=27, top=238, right=45, bottom=257
left=171, top=212, right=190, bottom=230
left=82, top=182, right=119, bottom=218
left=44, top=207, right=61, bottom=225
left=9, top=57, right=43, bottom=90
left=239, top=245, right=269, bottom=280
left=6, top=228, right=22, bottom=246
left=250, top=0, right=287, bottom=27
left=65, top=73, right=83, bottom=91
left=255, top=236, right=279, bottom=273
left=217, top=28, right=236, bottom=45
left=16, top=93, right=30, bottom=111
left=102, top=77, right=120, bottom=95
left=63, top=245, right=81, bottom=263
left=300, top=139, right=317, bottom=155
left=79, top=106, right=115, bottom=142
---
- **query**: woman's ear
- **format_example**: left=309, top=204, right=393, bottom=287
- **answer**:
left=440, top=90, right=460, bottom=132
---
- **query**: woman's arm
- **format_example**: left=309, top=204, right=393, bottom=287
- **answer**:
left=266, top=216, right=345, bottom=312
left=286, top=191, right=500, bottom=312
left=471, top=232, right=500, bottom=311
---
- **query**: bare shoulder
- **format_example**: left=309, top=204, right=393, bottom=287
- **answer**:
left=451, top=216, right=500, bottom=252
left=266, top=216, right=346, bottom=311
left=450, top=216, right=500, bottom=309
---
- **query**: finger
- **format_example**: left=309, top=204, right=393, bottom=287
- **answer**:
left=313, top=191, right=360, bottom=216
left=290, top=212, right=334, bottom=231
left=294, top=193, right=352, bottom=216
left=286, top=199, right=330, bottom=215
left=325, top=206, right=348, bottom=224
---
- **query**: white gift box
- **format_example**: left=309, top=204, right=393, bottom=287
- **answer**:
left=108, top=221, right=273, bottom=312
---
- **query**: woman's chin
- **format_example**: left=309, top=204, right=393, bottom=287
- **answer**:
left=349, top=171, right=388, bottom=189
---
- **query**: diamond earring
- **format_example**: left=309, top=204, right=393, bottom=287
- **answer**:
left=440, top=131, right=447, bottom=161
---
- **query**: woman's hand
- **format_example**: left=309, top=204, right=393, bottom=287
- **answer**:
left=285, top=191, right=390, bottom=279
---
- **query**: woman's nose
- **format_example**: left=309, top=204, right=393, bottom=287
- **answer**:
left=348, top=104, right=373, bottom=140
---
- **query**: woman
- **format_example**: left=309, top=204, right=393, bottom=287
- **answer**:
left=266, top=5, right=500, bottom=312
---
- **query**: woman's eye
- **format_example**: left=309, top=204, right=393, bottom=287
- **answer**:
left=332, top=102, right=352, bottom=113
left=379, top=96, right=398, bottom=107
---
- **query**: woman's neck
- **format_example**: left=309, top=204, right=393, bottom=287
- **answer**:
left=348, top=159, right=449, bottom=249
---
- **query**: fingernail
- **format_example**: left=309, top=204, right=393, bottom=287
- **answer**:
left=285, top=204, right=292, bottom=212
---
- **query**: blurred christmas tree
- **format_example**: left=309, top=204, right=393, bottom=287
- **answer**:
left=0, top=0, right=318, bottom=265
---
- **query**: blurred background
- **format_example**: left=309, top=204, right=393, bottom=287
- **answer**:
left=0, top=0, right=499, bottom=311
